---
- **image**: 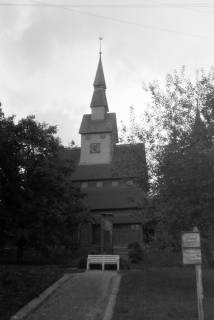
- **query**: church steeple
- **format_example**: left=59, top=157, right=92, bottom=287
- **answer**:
left=90, top=54, right=109, bottom=112
left=79, top=44, right=118, bottom=165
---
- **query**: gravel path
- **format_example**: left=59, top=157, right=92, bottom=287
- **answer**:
left=25, top=271, right=116, bottom=320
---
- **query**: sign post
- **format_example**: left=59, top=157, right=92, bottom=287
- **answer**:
left=195, top=264, right=204, bottom=320
left=182, top=227, right=204, bottom=320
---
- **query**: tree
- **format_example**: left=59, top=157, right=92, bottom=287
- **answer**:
left=0, top=110, right=86, bottom=263
left=148, top=70, right=214, bottom=256
left=0, top=109, right=19, bottom=248
left=121, top=68, right=214, bottom=190
left=120, top=68, right=214, bottom=258
left=155, top=110, right=214, bottom=248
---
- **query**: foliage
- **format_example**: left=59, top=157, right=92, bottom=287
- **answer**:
left=77, top=256, right=87, bottom=269
left=121, top=68, right=214, bottom=255
left=155, top=113, right=214, bottom=250
left=121, top=68, right=214, bottom=189
left=128, top=241, right=143, bottom=263
left=0, top=108, right=86, bottom=263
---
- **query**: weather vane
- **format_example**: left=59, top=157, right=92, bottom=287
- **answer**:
left=99, top=37, right=103, bottom=55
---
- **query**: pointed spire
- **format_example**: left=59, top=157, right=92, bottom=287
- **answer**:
left=90, top=41, right=109, bottom=112
left=93, top=56, right=106, bottom=89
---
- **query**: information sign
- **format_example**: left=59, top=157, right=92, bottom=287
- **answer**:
left=182, top=232, right=200, bottom=248
left=182, top=231, right=201, bottom=265
left=183, top=248, right=202, bottom=265
left=181, top=228, right=204, bottom=320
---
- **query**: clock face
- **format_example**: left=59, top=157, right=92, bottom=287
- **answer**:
left=90, top=143, right=101, bottom=153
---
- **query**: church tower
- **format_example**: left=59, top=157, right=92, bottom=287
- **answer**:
left=66, top=45, right=148, bottom=254
left=79, top=53, right=118, bottom=165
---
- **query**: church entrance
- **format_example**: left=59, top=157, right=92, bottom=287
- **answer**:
left=113, top=223, right=142, bottom=246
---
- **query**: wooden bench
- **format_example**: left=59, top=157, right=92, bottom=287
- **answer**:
left=86, top=255, right=120, bottom=271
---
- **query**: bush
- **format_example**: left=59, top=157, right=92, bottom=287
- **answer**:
left=78, top=256, right=87, bottom=269
left=1, top=271, right=14, bottom=288
left=120, top=258, right=131, bottom=269
left=128, top=242, right=143, bottom=263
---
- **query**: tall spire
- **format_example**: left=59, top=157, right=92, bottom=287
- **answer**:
left=93, top=55, right=106, bottom=89
left=90, top=39, right=108, bottom=112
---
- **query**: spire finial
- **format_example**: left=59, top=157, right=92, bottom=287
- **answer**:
left=99, top=37, right=103, bottom=56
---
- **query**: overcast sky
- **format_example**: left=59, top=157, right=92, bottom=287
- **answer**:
left=1, top=0, right=214, bottom=145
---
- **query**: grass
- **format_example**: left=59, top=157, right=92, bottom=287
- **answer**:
left=0, top=265, right=64, bottom=320
left=113, top=267, right=214, bottom=320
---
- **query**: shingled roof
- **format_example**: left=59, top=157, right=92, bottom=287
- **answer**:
left=93, top=56, right=106, bottom=88
left=60, top=143, right=148, bottom=192
left=90, top=55, right=109, bottom=111
left=79, top=113, right=118, bottom=142
left=83, top=185, right=146, bottom=211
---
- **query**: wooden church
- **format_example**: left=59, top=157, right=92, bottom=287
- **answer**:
left=62, top=52, right=148, bottom=255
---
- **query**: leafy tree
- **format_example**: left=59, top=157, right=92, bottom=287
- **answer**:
left=149, top=70, right=214, bottom=258
left=0, top=109, right=86, bottom=263
left=120, top=68, right=214, bottom=260
left=121, top=68, right=214, bottom=188
left=155, top=110, right=214, bottom=250
left=0, top=109, right=19, bottom=248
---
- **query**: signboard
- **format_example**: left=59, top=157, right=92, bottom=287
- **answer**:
left=182, top=232, right=200, bottom=248
left=182, top=231, right=202, bottom=265
left=181, top=229, right=204, bottom=320
left=183, top=248, right=202, bottom=265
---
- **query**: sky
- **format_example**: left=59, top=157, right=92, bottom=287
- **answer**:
left=1, top=0, right=214, bottom=145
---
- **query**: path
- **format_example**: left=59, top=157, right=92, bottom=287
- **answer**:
left=24, top=271, right=117, bottom=320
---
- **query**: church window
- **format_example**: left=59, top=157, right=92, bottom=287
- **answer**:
left=112, top=181, right=119, bottom=187
left=81, top=182, right=88, bottom=189
left=96, top=181, right=103, bottom=188
left=90, top=143, right=101, bottom=153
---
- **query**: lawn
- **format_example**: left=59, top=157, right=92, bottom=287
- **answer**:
left=0, top=265, right=64, bottom=320
left=113, top=267, right=214, bottom=320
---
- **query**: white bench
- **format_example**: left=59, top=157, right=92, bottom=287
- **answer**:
left=86, top=254, right=120, bottom=271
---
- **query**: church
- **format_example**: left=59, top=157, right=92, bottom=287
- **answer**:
left=62, top=52, right=148, bottom=256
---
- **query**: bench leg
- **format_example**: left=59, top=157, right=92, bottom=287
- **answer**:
left=102, top=261, right=104, bottom=271
left=86, top=261, right=89, bottom=270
